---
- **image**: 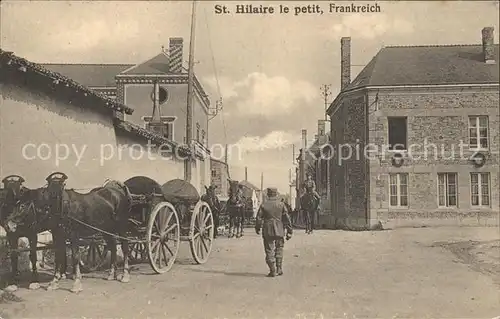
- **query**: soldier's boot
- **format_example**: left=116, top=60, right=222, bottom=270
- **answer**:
left=276, top=258, right=283, bottom=276
left=266, top=262, right=276, bottom=277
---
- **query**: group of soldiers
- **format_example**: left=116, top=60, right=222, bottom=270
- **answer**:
left=254, top=173, right=319, bottom=277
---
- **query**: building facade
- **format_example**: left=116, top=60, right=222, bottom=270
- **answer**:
left=327, top=27, right=499, bottom=228
left=0, top=49, right=195, bottom=239
left=296, top=121, right=332, bottom=227
left=210, top=158, right=230, bottom=197
left=41, top=37, right=211, bottom=193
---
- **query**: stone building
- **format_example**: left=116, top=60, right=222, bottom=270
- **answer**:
left=296, top=121, right=331, bottom=227
left=210, top=158, right=230, bottom=197
left=326, top=27, right=499, bottom=228
left=40, top=37, right=211, bottom=192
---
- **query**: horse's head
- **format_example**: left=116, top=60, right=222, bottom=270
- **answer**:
left=204, top=185, right=217, bottom=198
left=227, top=179, right=238, bottom=193
left=2, top=188, right=44, bottom=233
left=0, top=176, right=28, bottom=231
left=300, top=192, right=319, bottom=212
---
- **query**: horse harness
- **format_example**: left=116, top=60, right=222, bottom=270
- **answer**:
left=46, top=177, right=70, bottom=227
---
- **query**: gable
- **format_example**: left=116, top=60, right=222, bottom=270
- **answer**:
left=120, top=53, right=183, bottom=75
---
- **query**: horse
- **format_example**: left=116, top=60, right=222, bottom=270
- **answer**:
left=226, top=180, right=245, bottom=238
left=0, top=175, right=67, bottom=292
left=8, top=174, right=133, bottom=293
left=201, top=185, right=221, bottom=239
left=300, top=192, right=320, bottom=234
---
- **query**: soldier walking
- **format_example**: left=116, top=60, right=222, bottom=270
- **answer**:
left=255, top=187, right=293, bottom=277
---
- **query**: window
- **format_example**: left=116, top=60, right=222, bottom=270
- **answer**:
left=196, top=123, right=200, bottom=142
left=471, top=173, right=490, bottom=206
left=320, top=159, right=328, bottom=192
left=468, top=116, right=488, bottom=149
left=211, top=169, right=217, bottom=178
left=437, top=173, right=458, bottom=207
left=388, top=117, right=407, bottom=150
left=144, top=120, right=173, bottom=140
left=389, top=173, right=408, bottom=207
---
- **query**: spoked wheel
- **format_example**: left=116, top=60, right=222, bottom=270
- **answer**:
left=80, top=240, right=109, bottom=273
left=128, top=242, right=148, bottom=264
left=146, top=201, right=180, bottom=274
left=190, top=201, right=214, bottom=264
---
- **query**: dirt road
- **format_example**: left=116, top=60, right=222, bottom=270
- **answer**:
left=1, top=227, right=499, bottom=319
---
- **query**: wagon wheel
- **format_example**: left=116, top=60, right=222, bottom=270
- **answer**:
left=146, top=201, right=180, bottom=274
left=127, top=218, right=148, bottom=264
left=80, top=240, right=109, bottom=273
left=189, top=201, right=214, bottom=264
left=128, top=242, right=148, bottom=264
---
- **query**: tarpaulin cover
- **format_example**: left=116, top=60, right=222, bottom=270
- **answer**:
left=124, top=176, right=163, bottom=195
left=161, top=179, right=200, bottom=204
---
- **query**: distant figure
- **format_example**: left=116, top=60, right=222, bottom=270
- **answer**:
left=281, top=198, right=292, bottom=215
left=302, top=173, right=320, bottom=202
left=255, top=187, right=293, bottom=277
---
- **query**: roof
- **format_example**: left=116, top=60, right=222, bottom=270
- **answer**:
left=346, top=44, right=499, bottom=91
left=0, top=49, right=134, bottom=115
left=121, top=53, right=182, bottom=75
left=210, top=158, right=228, bottom=165
left=40, top=52, right=185, bottom=87
left=114, top=120, right=191, bottom=156
left=239, top=180, right=260, bottom=191
left=41, top=64, right=132, bottom=87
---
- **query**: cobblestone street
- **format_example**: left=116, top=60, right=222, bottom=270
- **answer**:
left=1, top=227, right=499, bottom=319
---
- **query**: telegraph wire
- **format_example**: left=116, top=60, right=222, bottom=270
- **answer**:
left=203, top=6, right=228, bottom=145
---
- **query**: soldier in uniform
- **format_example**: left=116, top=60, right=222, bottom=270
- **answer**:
left=255, top=187, right=293, bottom=277
left=302, top=173, right=320, bottom=202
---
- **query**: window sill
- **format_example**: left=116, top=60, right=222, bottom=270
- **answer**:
left=388, top=206, right=409, bottom=210
left=469, top=148, right=489, bottom=153
left=437, top=206, right=459, bottom=210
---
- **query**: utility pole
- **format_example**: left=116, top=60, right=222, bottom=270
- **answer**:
left=260, top=172, right=263, bottom=192
left=184, top=0, right=197, bottom=182
left=320, top=84, right=332, bottom=121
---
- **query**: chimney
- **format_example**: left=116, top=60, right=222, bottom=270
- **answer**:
left=482, top=27, right=495, bottom=64
left=302, top=129, right=307, bottom=150
left=340, top=37, right=351, bottom=91
left=245, top=167, right=248, bottom=181
left=317, top=120, right=326, bottom=136
left=169, top=37, right=184, bottom=73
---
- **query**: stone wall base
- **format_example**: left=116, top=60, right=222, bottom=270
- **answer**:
left=318, top=215, right=383, bottom=231
left=376, top=210, right=499, bottom=229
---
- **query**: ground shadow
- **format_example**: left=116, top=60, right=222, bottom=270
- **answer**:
left=187, top=268, right=266, bottom=278
left=0, top=271, right=54, bottom=290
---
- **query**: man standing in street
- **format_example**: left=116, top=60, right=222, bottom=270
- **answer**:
left=255, top=188, right=293, bottom=277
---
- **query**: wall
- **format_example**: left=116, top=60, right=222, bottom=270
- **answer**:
left=113, top=134, right=185, bottom=185
left=123, top=82, right=209, bottom=148
left=327, top=91, right=369, bottom=228
left=367, top=87, right=500, bottom=228
left=210, top=159, right=229, bottom=197
left=0, top=82, right=118, bottom=190
left=124, top=83, right=187, bottom=144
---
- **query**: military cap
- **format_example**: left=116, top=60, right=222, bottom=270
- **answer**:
left=267, top=187, right=278, bottom=197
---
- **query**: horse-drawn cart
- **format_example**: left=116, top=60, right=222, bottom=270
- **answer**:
left=2, top=173, right=215, bottom=281
left=76, top=175, right=215, bottom=274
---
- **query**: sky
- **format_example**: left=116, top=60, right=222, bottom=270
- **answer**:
left=1, top=0, right=499, bottom=194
